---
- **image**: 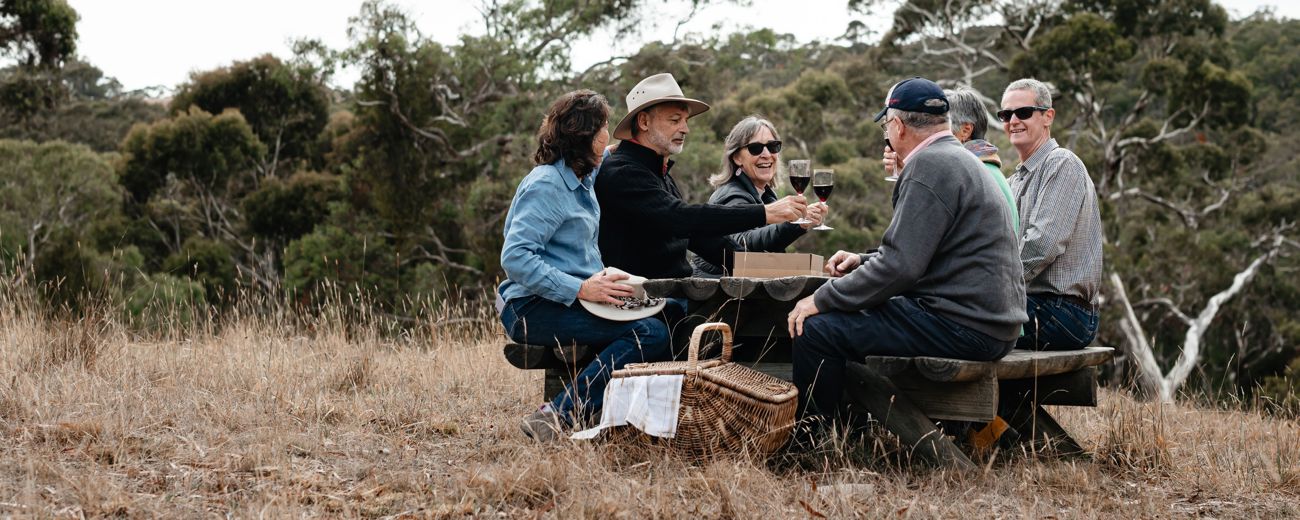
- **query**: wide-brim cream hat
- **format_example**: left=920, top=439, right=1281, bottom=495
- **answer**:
left=613, top=73, right=710, bottom=140
left=578, top=267, right=667, bottom=322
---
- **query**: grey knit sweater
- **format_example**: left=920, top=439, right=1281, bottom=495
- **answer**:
left=812, top=135, right=1027, bottom=341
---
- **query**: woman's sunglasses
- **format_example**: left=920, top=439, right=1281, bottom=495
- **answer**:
left=744, top=140, right=782, bottom=155
left=996, top=106, right=1050, bottom=122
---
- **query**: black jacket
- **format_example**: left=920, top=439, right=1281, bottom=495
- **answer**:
left=595, top=140, right=766, bottom=279
left=692, top=171, right=807, bottom=276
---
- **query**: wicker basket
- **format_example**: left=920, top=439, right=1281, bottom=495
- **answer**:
left=610, top=322, right=798, bottom=460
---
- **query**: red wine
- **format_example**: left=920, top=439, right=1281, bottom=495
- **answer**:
left=813, top=184, right=833, bottom=202
left=789, top=175, right=811, bottom=193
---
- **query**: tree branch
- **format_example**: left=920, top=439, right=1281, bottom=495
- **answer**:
left=1133, top=297, right=1194, bottom=326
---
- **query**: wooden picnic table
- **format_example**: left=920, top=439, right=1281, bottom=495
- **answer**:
left=504, top=275, right=1113, bottom=468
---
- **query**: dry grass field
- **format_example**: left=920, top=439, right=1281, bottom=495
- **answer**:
left=2, top=287, right=1298, bottom=518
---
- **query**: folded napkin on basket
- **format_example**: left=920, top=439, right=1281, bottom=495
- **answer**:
left=571, top=374, right=683, bottom=440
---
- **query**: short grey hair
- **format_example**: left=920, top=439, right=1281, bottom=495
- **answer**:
left=945, top=87, right=989, bottom=140
left=887, top=108, right=949, bottom=131
left=709, top=115, right=781, bottom=188
left=1004, top=78, right=1053, bottom=108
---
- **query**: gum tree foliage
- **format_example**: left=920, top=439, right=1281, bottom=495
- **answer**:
left=242, top=171, right=346, bottom=243
left=117, top=108, right=266, bottom=292
left=0, top=59, right=165, bottom=151
left=0, top=139, right=119, bottom=273
left=170, top=55, right=331, bottom=171
left=0, top=0, right=77, bottom=119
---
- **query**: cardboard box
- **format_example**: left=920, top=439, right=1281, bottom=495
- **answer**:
left=732, top=252, right=824, bottom=278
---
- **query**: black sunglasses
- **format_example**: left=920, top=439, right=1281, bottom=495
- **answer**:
left=996, top=106, right=1050, bottom=122
left=743, top=140, right=782, bottom=155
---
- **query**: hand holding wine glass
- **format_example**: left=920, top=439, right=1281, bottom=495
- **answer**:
left=811, top=168, right=834, bottom=230
left=764, top=195, right=807, bottom=224
left=882, top=140, right=903, bottom=182
left=799, top=202, right=826, bottom=230
left=786, top=159, right=813, bottom=225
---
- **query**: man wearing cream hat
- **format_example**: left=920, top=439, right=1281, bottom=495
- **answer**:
left=595, top=73, right=807, bottom=286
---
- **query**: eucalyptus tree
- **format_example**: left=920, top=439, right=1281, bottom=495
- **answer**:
left=0, top=139, right=119, bottom=278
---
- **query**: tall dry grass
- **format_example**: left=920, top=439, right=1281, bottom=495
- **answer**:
left=1, top=278, right=1298, bottom=518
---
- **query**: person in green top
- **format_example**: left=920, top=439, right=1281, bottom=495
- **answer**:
left=945, top=87, right=1020, bottom=233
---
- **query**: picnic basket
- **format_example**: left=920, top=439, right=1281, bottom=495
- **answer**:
left=611, top=322, right=798, bottom=459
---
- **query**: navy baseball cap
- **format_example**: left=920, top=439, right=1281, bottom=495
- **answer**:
left=872, top=77, right=950, bottom=122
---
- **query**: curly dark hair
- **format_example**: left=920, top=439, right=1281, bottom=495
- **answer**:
left=534, top=89, right=610, bottom=179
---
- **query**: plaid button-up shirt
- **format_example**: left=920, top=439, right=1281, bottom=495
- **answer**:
left=1009, top=138, right=1103, bottom=305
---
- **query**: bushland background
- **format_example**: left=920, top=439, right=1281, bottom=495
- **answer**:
left=1, top=0, right=1299, bottom=516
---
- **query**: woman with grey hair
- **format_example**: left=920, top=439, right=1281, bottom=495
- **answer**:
left=692, top=115, right=826, bottom=277
left=946, top=87, right=1019, bottom=233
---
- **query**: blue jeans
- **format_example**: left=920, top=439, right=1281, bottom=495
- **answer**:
left=500, top=296, right=672, bottom=425
left=1017, top=294, right=1098, bottom=351
left=792, top=296, right=1017, bottom=419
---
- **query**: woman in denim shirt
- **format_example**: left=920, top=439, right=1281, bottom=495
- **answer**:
left=498, top=90, right=672, bottom=441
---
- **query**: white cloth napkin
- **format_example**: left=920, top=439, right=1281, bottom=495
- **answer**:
left=571, top=374, right=683, bottom=440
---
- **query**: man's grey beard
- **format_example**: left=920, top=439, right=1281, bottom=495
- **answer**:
left=647, top=129, right=684, bottom=156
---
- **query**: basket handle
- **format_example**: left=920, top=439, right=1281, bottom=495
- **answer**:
left=687, top=322, right=733, bottom=369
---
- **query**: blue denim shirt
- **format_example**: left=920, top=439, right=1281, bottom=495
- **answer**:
left=498, top=158, right=601, bottom=306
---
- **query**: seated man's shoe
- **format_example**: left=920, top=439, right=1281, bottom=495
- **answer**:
left=520, top=404, right=565, bottom=442
left=968, top=415, right=1020, bottom=454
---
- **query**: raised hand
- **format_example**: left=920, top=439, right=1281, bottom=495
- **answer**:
left=765, top=194, right=808, bottom=224
left=882, top=149, right=903, bottom=177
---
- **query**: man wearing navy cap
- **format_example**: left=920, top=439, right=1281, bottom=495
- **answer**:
left=785, top=77, right=1028, bottom=422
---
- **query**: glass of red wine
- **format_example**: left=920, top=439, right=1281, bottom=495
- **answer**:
left=812, top=168, right=833, bottom=230
left=787, top=159, right=812, bottom=225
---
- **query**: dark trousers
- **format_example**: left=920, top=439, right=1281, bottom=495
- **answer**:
left=1016, top=294, right=1098, bottom=351
left=792, top=296, right=1016, bottom=420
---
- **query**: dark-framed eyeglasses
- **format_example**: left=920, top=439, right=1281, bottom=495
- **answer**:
left=996, top=106, right=1050, bottom=122
left=743, top=140, right=782, bottom=155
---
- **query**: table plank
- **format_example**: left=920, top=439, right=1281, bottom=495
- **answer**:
left=646, top=276, right=828, bottom=302
left=644, top=278, right=720, bottom=300
left=761, top=276, right=829, bottom=301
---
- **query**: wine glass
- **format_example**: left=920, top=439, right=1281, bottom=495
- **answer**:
left=787, top=159, right=812, bottom=225
left=811, top=169, right=834, bottom=231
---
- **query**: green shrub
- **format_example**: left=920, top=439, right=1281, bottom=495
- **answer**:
left=123, top=273, right=207, bottom=329
left=162, top=238, right=236, bottom=304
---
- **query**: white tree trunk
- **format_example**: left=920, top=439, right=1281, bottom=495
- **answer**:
left=1108, top=234, right=1287, bottom=402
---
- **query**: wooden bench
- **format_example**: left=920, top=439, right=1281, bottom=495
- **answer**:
left=847, top=347, right=1114, bottom=469
left=502, top=342, right=597, bottom=401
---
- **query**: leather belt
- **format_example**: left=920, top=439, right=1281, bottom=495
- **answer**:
left=1031, top=293, right=1095, bottom=311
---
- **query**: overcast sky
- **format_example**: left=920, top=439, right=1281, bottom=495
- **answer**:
left=65, top=0, right=1297, bottom=93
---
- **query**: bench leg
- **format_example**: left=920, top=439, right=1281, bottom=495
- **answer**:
left=997, top=369, right=1098, bottom=455
left=845, top=363, right=976, bottom=470
left=1000, top=391, right=1085, bottom=455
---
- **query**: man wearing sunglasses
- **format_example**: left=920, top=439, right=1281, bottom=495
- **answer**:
left=1001, top=78, right=1103, bottom=351
left=786, top=77, right=1027, bottom=424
